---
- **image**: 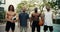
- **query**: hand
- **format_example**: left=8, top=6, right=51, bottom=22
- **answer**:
left=13, top=20, right=16, bottom=23
left=10, top=20, right=14, bottom=23
left=30, top=22, right=32, bottom=27
left=10, top=20, right=16, bottom=23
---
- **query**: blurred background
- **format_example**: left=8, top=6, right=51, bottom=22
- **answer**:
left=0, top=0, right=60, bottom=32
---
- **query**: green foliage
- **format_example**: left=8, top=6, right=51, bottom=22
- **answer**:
left=16, top=0, right=58, bottom=13
left=48, top=2, right=57, bottom=9
left=56, top=0, right=60, bottom=9
left=16, top=1, right=28, bottom=13
left=16, top=1, right=36, bottom=13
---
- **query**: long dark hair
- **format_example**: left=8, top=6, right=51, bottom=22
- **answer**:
left=8, top=5, right=14, bottom=12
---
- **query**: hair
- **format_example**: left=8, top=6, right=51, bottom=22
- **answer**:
left=8, top=5, right=14, bottom=12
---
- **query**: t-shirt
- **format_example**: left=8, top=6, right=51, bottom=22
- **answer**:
left=44, top=11, right=53, bottom=26
left=19, top=12, right=29, bottom=27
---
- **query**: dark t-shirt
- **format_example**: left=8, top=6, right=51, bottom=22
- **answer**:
left=19, top=13, right=29, bottom=27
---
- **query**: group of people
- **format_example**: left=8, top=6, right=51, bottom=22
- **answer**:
left=5, top=5, right=53, bottom=32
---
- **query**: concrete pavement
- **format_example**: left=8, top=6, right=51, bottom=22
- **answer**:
left=0, top=22, right=60, bottom=32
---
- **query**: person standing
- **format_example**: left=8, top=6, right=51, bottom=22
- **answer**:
left=43, top=6, right=53, bottom=32
left=5, top=5, right=16, bottom=32
left=18, top=6, right=29, bottom=32
left=30, top=8, right=41, bottom=32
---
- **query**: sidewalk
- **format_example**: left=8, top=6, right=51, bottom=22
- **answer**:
left=0, top=22, right=60, bottom=32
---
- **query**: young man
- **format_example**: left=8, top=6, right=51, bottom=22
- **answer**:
left=43, top=6, right=53, bottom=32
left=30, top=8, right=41, bottom=32
left=18, top=6, right=29, bottom=32
left=5, top=5, right=16, bottom=32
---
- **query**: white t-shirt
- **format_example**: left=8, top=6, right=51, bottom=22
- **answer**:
left=44, top=11, right=53, bottom=26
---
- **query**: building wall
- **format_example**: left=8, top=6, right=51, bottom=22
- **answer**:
left=0, top=0, right=21, bottom=11
left=5, top=0, right=22, bottom=11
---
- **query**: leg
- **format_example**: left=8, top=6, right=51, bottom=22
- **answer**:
left=37, top=25, right=40, bottom=32
left=43, top=25, right=48, bottom=32
left=12, top=31, right=14, bottom=32
left=11, top=23, right=15, bottom=32
left=6, top=31, right=9, bottom=32
left=20, top=26, right=23, bottom=32
left=32, top=25, right=35, bottom=32
left=50, top=31, right=53, bottom=32
left=44, top=30, right=46, bottom=32
left=49, top=26, right=53, bottom=32
left=24, top=27, right=27, bottom=32
left=5, top=22, right=11, bottom=32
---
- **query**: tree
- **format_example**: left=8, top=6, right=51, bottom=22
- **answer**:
left=16, top=1, right=35, bottom=13
left=56, top=0, right=60, bottom=9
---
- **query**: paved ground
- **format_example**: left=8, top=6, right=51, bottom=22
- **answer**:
left=0, top=22, right=60, bottom=32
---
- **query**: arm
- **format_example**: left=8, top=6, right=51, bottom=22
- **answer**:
left=30, top=13, right=33, bottom=22
left=18, top=14, right=20, bottom=27
left=41, top=12, right=44, bottom=22
left=27, top=14, right=29, bottom=27
left=52, top=13, right=54, bottom=19
left=29, top=14, right=33, bottom=27
left=13, top=12, right=17, bottom=22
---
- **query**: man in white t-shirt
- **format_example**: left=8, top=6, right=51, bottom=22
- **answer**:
left=43, top=6, right=53, bottom=32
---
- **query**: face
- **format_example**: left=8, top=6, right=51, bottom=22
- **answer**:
left=10, top=6, right=13, bottom=11
left=22, top=7, right=26, bottom=12
left=8, top=5, right=14, bottom=12
left=46, top=6, right=50, bottom=12
left=34, top=8, right=38, bottom=13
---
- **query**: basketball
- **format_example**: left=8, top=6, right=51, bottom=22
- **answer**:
left=12, top=16, right=16, bottom=20
left=39, top=18, right=44, bottom=26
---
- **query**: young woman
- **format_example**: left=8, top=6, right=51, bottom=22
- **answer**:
left=5, top=5, right=16, bottom=32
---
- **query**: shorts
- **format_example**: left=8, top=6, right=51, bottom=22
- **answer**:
left=20, top=26, right=27, bottom=32
left=5, top=21, right=15, bottom=31
left=43, top=25, right=53, bottom=31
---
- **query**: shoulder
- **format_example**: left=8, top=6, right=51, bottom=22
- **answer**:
left=13, top=12, right=16, bottom=14
left=6, top=11, right=9, bottom=13
left=19, top=13, right=21, bottom=15
left=38, top=13, right=41, bottom=15
left=50, top=11, right=53, bottom=14
left=6, top=11, right=10, bottom=15
left=51, top=11, right=53, bottom=13
left=25, top=13, right=29, bottom=16
left=32, top=12, right=35, bottom=15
